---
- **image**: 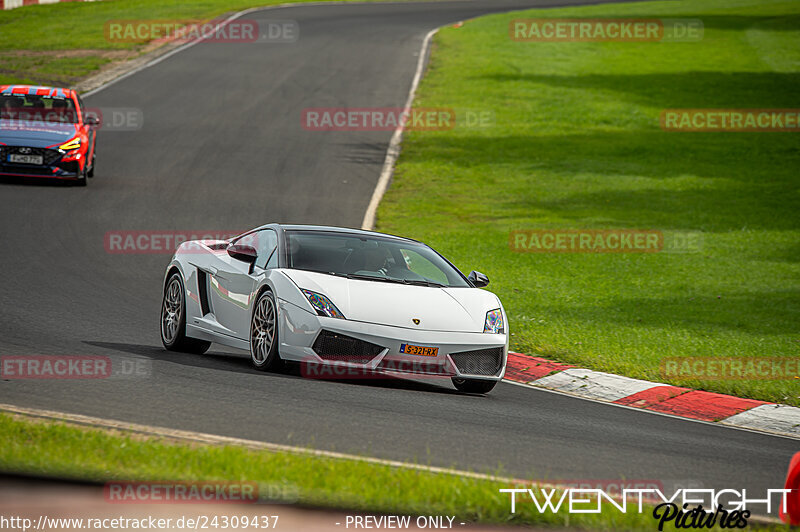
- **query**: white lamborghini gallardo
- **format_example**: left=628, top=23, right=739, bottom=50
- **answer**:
left=160, top=224, right=507, bottom=393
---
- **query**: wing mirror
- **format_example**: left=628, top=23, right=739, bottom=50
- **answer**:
left=227, top=243, right=258, bottom=263
left=85, top=115, right=100, bottom=127
left=468, top=270, right=489, bottom=288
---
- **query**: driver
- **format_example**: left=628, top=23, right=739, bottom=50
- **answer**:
left=0, top=96, right=22, bottom=119
left=360, top=248, right=388, bottom=274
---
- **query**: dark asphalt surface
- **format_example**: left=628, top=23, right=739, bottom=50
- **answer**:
left=0, top=0, right=796, bottom=517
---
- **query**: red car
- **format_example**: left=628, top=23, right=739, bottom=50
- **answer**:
left=0, top=85, right=98, bottom=186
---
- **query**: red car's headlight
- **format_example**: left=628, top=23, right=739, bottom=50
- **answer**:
left=59, top=136, right=81, bottom=151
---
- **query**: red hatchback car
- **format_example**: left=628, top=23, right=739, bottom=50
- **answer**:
left=0, top=85, right=98, bottom=186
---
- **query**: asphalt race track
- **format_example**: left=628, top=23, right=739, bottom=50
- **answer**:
left=0, top=0, right=796, bottom=512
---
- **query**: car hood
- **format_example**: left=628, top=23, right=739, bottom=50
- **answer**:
left=283, top=269, right=501, bottom=332
left=0, top=120, right=78, bottom=147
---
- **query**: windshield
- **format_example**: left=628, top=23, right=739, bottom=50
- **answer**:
left=285, top=230, right=470, bottom=287
left=0, top=94, right=78, bottom=124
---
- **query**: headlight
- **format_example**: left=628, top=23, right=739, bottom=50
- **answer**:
left=484, top=308, right=505, bottom=334
left=302, top=289, right=345, bottom=319
left=59, top=137, right=81, bottom=152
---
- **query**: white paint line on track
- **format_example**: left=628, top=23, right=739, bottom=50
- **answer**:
left=361, top=27, right=438, bottom=230
left=531, top=368, right=663, bottom=402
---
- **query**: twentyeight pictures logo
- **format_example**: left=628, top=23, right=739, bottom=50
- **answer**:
left=500, top=487, right=792, bottom=529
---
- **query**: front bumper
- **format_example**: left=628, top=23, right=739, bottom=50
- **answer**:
left=0, top=146, right=83, bottom=179
left=277, top=299, right=508, bottom=380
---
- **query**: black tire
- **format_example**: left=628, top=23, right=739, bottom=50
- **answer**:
left=161, top=272, right=211, bottom=354
left=452, top=378, right=497, bottom=394
left=250, top=290, right=282, bottom=371
left=75, top=169, right=87, bottom=186
left=87, top=155, right=95, bottom=178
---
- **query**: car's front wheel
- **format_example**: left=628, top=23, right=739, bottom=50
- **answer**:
left=452, top=378, right=497, bottom=394
left=75, top=166, right=87, bottom=187
left=161, top=273, right=211, bottom=354
left=250, top=290, right=282, bottom=371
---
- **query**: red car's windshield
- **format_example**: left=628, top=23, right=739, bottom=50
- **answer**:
left=0, top=94, right=78, bottom=124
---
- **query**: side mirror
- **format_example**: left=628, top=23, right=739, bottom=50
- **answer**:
left=85, top=115, right=100, bottom=127
left=468, top=270, right=489, bottom=288
left=227, top=243, right=258, bottom=263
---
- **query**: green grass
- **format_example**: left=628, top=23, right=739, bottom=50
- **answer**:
left=378, top=0, right=800, bottom=406
left=0, top=414, right=676, bottom=530
left=0, top=413, right=788, bottom=531
left=0, top=0, right=439, bottom=86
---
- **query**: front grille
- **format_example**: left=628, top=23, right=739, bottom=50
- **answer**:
left=312, top=330, right=384, bottom=364
left=3, top=146, right=62, bottom=165
left=450, top=347, right=504, bottom=376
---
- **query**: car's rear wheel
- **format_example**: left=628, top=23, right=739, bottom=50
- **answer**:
left=452, top=378, right=497, bottom=394
left=250, top=290, right=282, bottom=371
left=161, top=273, right=211, bottom=354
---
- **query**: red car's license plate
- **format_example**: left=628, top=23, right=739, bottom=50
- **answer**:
left=9, top=154, right=43, bottom=165
left=400, top=343, right=439, bottom=357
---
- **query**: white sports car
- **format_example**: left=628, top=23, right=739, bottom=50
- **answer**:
left=160, top=224, right=508, bottom=393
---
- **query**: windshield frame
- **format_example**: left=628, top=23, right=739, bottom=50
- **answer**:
left=281, top=229, right=472, bottom=288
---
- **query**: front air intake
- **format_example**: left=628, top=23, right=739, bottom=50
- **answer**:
left=312, top=330, right=384, bottom=364
left=449, top=347, right=504, bottom=376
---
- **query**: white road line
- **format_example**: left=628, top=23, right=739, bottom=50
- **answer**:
left=360, top=27, right=438, bottom=230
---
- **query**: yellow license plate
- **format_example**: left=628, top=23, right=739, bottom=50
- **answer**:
left=400, top=343, right=439, bottom=357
